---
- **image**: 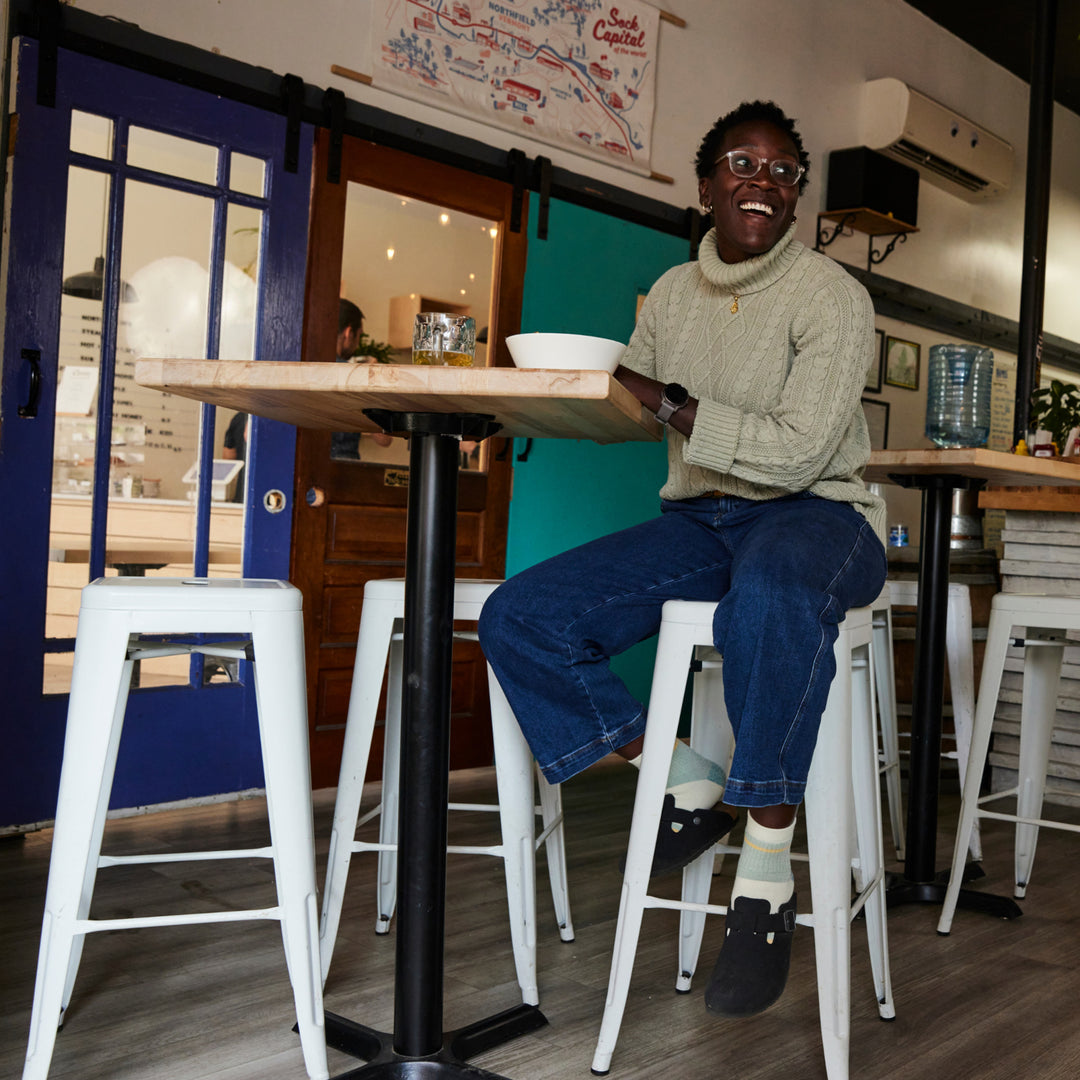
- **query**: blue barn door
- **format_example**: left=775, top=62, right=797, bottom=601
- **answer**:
left=0, top=39, right=312, bottom=828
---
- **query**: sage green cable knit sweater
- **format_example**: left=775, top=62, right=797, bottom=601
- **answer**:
left=622, top=223, right=887, bottom=544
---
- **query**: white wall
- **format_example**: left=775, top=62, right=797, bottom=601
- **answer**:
left=73, top=0, right=1080, bottom=340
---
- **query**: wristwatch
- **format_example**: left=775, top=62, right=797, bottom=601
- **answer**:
left=654, top=382, right=689, bottom=425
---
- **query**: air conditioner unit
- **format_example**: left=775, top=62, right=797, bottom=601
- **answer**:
left=860, top=77, right=1013, bottom=200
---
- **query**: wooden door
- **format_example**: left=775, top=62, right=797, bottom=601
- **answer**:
left=292, top=133, right=525, bottom=789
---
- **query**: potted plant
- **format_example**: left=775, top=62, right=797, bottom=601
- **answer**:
left=1030, top=379, right=1080, bottom=454
left=354, top=333, right=397, bottom=364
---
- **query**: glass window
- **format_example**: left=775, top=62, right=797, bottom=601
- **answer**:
left=127, top=125, right=219, bottom=185
left=230, top=151, right=266, bottom=197
left=69, top=110, right=113, bottom=159
left=332, top=185, right=498, bottom=470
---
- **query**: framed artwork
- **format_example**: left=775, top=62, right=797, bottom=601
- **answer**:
left=885, top=336, right=920, bottom=390
left=865, top=329, right=884, bottom=393
left=862, top=397, right=889, bottom=450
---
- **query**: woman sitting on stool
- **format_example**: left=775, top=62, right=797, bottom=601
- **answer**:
left=479, top=99, right=887, bottom=1018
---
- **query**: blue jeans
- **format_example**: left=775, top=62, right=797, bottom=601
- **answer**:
left=478, top=493, right=887, bottom=807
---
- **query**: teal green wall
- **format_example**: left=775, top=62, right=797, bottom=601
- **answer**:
left=506, top=198, right=687, bottom=701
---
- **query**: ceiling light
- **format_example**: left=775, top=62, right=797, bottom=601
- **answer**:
left=386, top=247, right=395, bottom=260
left=439, top=213, right=450, bottom=225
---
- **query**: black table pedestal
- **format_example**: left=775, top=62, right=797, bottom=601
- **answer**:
left=883, top=474, right=1022, bottom=921
left=324, top=411, right=547, bottom=1079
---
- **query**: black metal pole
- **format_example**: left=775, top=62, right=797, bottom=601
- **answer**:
left=903, top=481, right=953, bottom=885
left=395, top=428, right=460, bottom=1058
left=1014, top=0, right=1058, bottom=445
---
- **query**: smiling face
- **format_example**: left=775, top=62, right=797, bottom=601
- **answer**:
left=699, top=119, right=801, bottom=264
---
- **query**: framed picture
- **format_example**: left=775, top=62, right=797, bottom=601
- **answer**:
left=862, top=397, right=889, bottom=450
left=865, top=329, right=884, bottom=392
left=885, top=336, right=920, bottom=390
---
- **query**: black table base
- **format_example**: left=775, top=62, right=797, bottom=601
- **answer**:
left=883, top=475, right=1023, bottom=921
left=885, top=863, right=1022, bottom=922
left=318, top=410, right=546, bottom=1080
left=324, top=1003, right=549, bottom=1078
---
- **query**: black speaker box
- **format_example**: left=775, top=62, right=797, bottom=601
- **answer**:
left=826, top=147, right=919, bottom=227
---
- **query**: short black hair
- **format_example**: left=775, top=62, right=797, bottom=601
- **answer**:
left=694, top=101, right=810, bottom=194
left=339, top=298, right=364, bottom=333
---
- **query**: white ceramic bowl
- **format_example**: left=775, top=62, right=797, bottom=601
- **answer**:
left=506, top=332, right=625, bottom=373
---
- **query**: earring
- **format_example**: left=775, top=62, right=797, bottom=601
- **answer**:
left=701, top=202, right=712, bottom=214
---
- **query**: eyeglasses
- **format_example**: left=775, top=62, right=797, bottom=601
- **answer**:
left=714, top=150, right=805, bottom=188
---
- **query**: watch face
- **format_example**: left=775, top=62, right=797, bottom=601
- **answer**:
left=664, top=383, right=689, bottom=407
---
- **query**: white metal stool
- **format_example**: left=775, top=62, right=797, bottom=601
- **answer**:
left=318, top=577, right=574, bottom=1007
left=870, top=586, right=905, bottom=860
left=871, top=581, right=979, bottom=862
left=939, top=593, right=1080, bottom=934
left=22, top=577, right=328, bottom=1080
left=592, top=602, right=894, bottom=1080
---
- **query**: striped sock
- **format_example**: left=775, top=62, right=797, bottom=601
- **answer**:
left=731, top=814, right=796, bottom=919
left=628, top=740, right=727, bottom=828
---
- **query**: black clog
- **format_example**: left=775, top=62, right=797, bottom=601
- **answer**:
left=704, top=892, right=797, bottom=1018
left=621, top=794, right=737, bottom=878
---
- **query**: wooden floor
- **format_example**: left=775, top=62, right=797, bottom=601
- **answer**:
left=5, top=759, right=1080, bottom=1080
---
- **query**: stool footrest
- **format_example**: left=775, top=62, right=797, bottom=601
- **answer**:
left=98, top=846, right=274, bottom=866
left=75, top=906, right=282, bottom=933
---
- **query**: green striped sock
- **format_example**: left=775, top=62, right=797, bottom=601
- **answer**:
left=628, top=740, right=727, bottom=826
left=731, top=814, right=796, bottom=916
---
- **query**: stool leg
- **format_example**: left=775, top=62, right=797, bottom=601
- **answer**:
left=319, top=600, right=396, bottom=985
left=872, top=605, right=905, bottom=861
left=375, top=629, right=404, bottom=934
left=488, top=667, right=541, bottom=1006
left=252, top=608, right=328, bottom=1080
left=535, top=766, right=575, bottom=942
left=945, top=587, right=980, bottom=862
left=938, top=609, right=1012, bottom=934
left=592, top=621, right=693, bottom=1076
left=1014, top=629, right=1064, bottom=898
left=805, top=634, right=853, bottom=1080
left=851, top=641, right=894, bottom=1020
left=23, top=612, right=131, bottom=1080
left=677, top=646, right=733, bottom=992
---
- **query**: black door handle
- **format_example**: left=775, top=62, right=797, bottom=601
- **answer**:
left=18, top=348, right=42, bottom=418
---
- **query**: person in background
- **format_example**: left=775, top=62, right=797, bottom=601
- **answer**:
left=221, top=410, right=248, bottom=503
left=479, top=100, right=886, bottom=1019
left=333, top=297, right=392, bottom=457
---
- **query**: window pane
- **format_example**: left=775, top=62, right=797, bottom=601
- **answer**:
left=333, top=185, right=497, bottom=470
left=70, top=110, right=113, bottom=159
left=127, top=125, right=219, bottom=185
left=230, top=151, right=265, bottom=197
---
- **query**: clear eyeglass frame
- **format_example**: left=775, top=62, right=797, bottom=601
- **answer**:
left=715, top=150, right=805, bottom=187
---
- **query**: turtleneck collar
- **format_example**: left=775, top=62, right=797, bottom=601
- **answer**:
left=696, top=222, right=802, bottom=295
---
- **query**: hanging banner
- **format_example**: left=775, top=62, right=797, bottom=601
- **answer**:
left=374, top=0, right=660, bottom=174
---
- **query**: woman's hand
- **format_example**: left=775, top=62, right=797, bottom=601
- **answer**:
left=614, top=365, right=698, bottom=437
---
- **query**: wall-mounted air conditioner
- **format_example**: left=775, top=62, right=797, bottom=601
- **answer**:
left=860, top=77, right=1014, bottom=201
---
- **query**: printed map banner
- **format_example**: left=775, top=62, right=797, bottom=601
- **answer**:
left=374, top=0, right=660, bottom=174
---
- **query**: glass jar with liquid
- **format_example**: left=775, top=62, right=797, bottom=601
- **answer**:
left=412, top=312, right=476, bottom=367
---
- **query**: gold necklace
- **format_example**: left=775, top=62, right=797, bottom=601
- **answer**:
left=730, top=294, right=739, bottom=314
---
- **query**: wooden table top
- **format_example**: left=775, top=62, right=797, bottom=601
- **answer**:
left=134, top=359, right=663, bottom=445
left=865, top=448, right=1080, bottom=489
